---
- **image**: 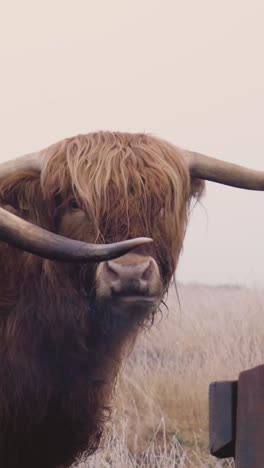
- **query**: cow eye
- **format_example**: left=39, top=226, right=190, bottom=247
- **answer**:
left=69, top=199, right=79, bottom=210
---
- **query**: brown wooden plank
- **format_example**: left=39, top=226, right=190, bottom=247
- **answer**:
left=236, top=364, right=264, bottom=467
left=209, top=380, right=237, bottom=458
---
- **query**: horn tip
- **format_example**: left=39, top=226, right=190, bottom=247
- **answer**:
left=130, top=237, right=153, bottom=245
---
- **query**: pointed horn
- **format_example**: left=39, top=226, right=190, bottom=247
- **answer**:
left=0, top=151, right=44, bottom=179
left=186, top=151, right=264, bottom=190
left=0, top=207, right=152, bottom=263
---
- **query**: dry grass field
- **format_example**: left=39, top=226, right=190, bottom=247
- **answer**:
left=75, top=284, right=264, bottom=467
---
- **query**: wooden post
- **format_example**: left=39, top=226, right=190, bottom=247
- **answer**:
left=235, top=365, right=264, bottom=467
left=209, top=380, right=237, bottom=458
left=209, top=364, right=264, bottom=467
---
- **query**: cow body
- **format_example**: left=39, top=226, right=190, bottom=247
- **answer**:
left=0, top=132, right=202, bottom=467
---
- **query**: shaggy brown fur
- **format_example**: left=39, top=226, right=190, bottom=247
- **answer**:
left=0, top=132, right=204, bottom=468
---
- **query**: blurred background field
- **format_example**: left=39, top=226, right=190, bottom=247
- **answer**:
left=75, top=284, right=264, bottom=467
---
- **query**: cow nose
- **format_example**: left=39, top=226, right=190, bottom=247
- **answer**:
left=105, top=258, right=154, bottom=294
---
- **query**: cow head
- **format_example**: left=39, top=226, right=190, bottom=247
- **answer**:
left=37, top=133, right=196, bottom=323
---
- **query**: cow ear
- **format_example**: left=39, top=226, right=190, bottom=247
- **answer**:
left=190, top=177, right=205, bottom=200
left=0, top=170, right=44, bottom=225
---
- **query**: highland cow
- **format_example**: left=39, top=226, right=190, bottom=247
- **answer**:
left=0, top=132, right=264, bottom=468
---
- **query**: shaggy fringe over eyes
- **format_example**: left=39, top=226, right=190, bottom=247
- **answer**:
left=41, top=132, right=204, bottom=283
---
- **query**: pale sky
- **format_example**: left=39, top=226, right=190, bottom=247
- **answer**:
left=0, top=1, right=264, bottom=286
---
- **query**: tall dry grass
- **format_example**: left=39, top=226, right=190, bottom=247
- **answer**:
left=75, top=284, right=264, bottom=467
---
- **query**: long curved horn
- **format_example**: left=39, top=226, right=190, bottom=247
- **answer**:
left=186, top=151, right=264, bottom=190
left=0, top=207, right=152, bottom=262
left=3, top=147, right=264, bottom=191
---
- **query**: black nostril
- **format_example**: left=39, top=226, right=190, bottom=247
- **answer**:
left=141, top=260, right=153, bottom=281
left=105, top=261, right=119, bottom=281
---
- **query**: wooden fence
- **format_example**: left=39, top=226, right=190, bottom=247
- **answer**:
left=209, top=364, right=264, bottom=467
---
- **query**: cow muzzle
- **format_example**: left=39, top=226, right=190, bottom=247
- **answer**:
left=96, top=253, right=163, bottom=314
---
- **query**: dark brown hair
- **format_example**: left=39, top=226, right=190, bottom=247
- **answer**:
left=0, top=132, right=204, bottom=467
